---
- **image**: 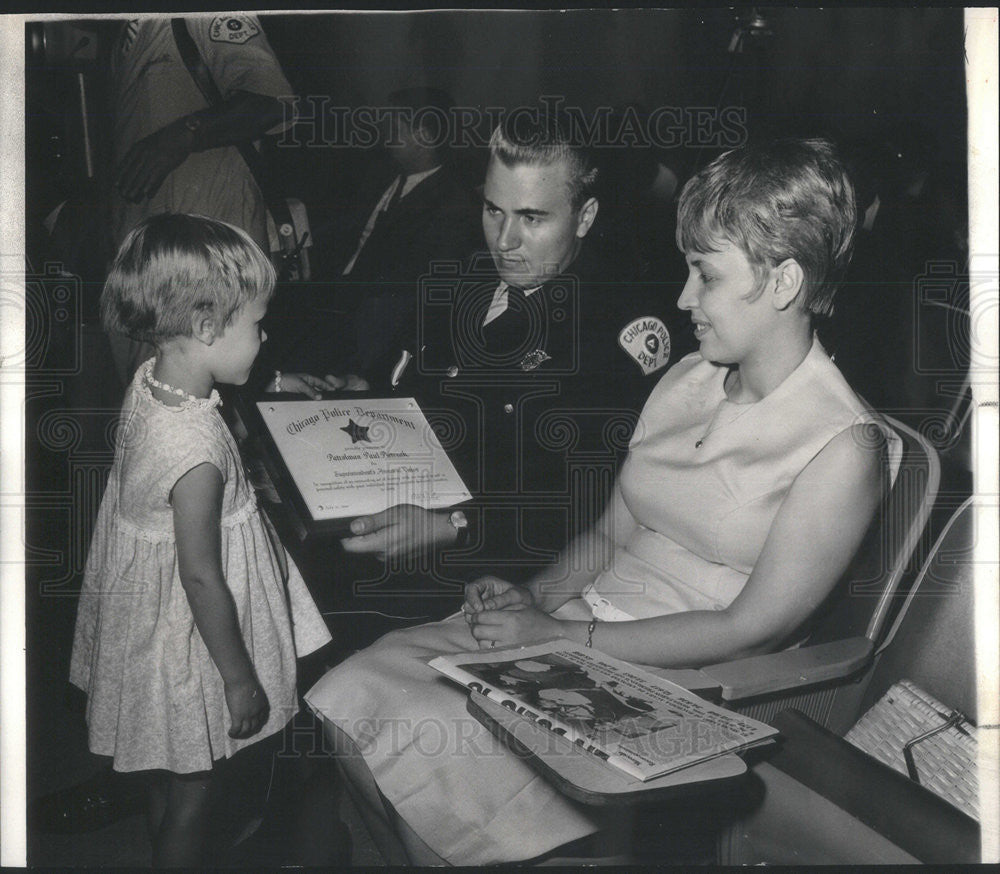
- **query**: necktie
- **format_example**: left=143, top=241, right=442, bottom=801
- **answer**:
left=482, top=281, right=511, bottom=327
left=343, top=176, right=403, bottom=276
left=482, top=281, right=543, bottom=327
left=382, top=176, right=404, bottom=215
left=483, top=284, right=532, bottom=356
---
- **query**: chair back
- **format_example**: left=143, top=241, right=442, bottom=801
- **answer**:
left=857, top=495, right=978, bottom=724
left=806, top=415, right=940, bottom=647
left=718, top=497, right=982, bottom=866
left=730, top=416, right=939, bottom=728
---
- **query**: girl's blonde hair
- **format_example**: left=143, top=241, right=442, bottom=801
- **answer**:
left=102, top=213, right=275, bottom=344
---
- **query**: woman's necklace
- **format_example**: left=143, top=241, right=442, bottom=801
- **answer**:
left=695, top=369, right=755, bottom=448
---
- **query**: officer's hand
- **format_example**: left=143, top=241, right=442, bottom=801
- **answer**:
left=341, top=374, right=370, bottom=391
left=314, top=373, right=370, bottom=391
left=115, top=118, right=195, bottom=202
left=340, top=504, right=457, bottom=560
left=268, top=372, right=344, bottom=399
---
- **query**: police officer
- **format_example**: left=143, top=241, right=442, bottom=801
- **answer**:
left=337, top=113, right=693, bottom=579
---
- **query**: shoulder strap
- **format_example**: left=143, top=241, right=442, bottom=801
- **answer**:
left=171, top=18, right=223, bottom=104
left=169, top=18, right=294, bottom=237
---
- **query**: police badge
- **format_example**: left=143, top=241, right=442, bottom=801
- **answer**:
left=209, top=16, right=261, bottom=44
left=519, top=349, right=552, bottom=371
left=618, top=316, right=672, bottom=375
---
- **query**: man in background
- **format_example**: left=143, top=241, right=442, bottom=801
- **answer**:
left=294, top=87, right=480, bottom=378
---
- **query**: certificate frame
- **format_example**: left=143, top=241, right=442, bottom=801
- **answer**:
left=234, top=390, right=471, bottom=541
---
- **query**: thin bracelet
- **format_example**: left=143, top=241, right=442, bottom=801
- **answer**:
left=273, top=370, right=282, bottom=393
left=586, top=617, right=598, bottom=648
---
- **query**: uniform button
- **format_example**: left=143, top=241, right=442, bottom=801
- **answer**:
left=503, top=403, right=514, bottom=414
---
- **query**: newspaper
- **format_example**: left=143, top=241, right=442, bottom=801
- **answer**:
left=430, top=639, right=777, bottom=782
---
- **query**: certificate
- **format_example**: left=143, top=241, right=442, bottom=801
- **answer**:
left=255, top=397, right=472, bottom=524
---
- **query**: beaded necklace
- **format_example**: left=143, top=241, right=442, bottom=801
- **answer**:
left=142, top=359, right=218, bottom=408
left=145, top=370, right=202, bottom=404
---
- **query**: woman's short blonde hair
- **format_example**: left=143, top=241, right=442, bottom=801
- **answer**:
left=677, top=138, right=857, bottom=318
left=101, top=213, right=275, bottom=344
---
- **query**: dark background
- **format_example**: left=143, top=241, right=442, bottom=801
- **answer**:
left=27, top=8, right=968, bottom=269
left=265, top=8, right=965, bottom=148
left=21, top=7, right=972, bottom=866
left=268, top=8, right=968, bottom=265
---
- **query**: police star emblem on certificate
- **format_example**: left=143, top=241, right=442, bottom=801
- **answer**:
left=256, top=397, right=471, bottom=523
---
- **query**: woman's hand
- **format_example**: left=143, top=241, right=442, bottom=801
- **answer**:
left=268, top=372, right=345, bottom=399
left=468, top=603, right=562, bottom=650
left=224, top=677, right=270, bottom=739
left=340, top=504, right=457, bottom=560
left=463, top=576, right=533, bottom=617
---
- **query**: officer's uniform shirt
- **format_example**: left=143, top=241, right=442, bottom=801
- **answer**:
left=110, top=15, right=293, bottom=251
left=375, top=247, right=695, bottom=580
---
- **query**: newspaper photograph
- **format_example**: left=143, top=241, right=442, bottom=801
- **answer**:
left=431, top=639, right=777, bottom=781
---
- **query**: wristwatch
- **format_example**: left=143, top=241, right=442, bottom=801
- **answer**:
left=448, top=510, right=469, bottom=547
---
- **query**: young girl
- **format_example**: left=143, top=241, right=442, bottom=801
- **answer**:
left=69, top=213, right=332, bottom=866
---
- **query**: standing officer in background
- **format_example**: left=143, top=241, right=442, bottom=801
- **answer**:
left=337, top=112, right=694, bottom=583
left=106, top=14, right=294, bottom=385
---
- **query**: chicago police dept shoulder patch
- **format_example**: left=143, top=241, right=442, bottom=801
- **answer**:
left=618, top=316, right=671, bottom=375
left=210, top=16, right=260, bottom=44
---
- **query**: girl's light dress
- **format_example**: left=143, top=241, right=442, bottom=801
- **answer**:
left=71, top=359, right=332, bottom=773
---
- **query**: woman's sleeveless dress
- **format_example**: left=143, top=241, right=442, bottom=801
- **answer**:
left=305, top=338, right=899, bottom=864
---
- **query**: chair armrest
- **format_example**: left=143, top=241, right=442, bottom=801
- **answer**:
left=645, top=639, right=873, bottom=703
left=641, top=668, right=723, bottom=700
left=767, top=710, right=979, bottom=863
left=699, top=636, right=874, bottom=702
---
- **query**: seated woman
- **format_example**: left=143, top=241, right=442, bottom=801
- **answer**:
left=305, top=138, right=901, bottom=865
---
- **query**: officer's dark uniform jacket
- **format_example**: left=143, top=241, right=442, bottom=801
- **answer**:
left=363, top=247, right=695, bottom=583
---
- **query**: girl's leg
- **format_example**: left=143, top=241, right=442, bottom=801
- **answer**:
left=146, top=771, right=168, bottom=842
left=288, top=755, right=352, bottom=866
left=150, top=770, right=214, bottom=868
